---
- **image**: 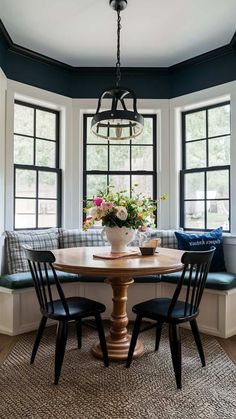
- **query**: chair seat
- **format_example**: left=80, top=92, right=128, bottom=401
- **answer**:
left=43, top=297, right=106, bottom=320
left=133, top=298, right=198, bottom=323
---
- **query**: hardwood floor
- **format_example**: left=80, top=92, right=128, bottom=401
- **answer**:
left=0, top=331, right=236, bottom=366
left=0, top=334, right=18, bottom=365
left=217, top=335, right=236, bottom=364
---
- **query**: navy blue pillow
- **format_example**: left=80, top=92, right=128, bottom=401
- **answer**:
left=175, top=227, right=226, bottom=272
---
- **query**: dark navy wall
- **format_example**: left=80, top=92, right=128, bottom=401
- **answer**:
left=6, top=49, right=72, bottom=97
left=0, top=20, right=235, bottom=98
left=170, top=46, right=236, bottom=97
left=71, top=67, right=170, bottom=98
left=0, top=32, right=7, bottom=73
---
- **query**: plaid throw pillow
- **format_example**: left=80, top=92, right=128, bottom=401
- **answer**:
left=4, top=229, right=59, bottom=274
left=59, top=229, right=108, bottom=248
left=148, top=229, right=183, bottom=249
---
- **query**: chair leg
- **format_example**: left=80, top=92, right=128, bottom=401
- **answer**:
left=30, top=316, right=47, bottom=364
left=126, top=314, right=142, bottom=368
left=95, top=314, right=109, bottom=367
left=54, top=321, right=68, bottom=385
left=190, top=319, right=206, bottom=367
left=75, top=318, right=82, bottom=349
left=169, top=324, right=182, bottom=389
left=155, top=322, right=163, bottom=351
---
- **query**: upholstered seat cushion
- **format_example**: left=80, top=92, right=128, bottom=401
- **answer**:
left=161, top=271, right=236, bottom=291
left=0, top=271, right=79, bottom=289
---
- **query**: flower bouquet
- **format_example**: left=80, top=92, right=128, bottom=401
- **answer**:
left=83, top=186, right=167, bottom=231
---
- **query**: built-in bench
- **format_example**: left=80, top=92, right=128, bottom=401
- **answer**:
left=0, top=228, right=236, bottom=338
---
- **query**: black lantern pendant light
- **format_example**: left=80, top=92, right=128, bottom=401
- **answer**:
left=91, top=0, right=144, bottom=141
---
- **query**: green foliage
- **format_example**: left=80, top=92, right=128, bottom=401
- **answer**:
left=83, top=186, right=167, bottom=230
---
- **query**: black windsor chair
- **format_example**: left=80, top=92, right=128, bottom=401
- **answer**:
left=126, top=248, right=215, bottom=389
left=24, top=248, right=109, bottom=384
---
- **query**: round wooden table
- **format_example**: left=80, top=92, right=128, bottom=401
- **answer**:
left=53, top=246, right=184, bottom=361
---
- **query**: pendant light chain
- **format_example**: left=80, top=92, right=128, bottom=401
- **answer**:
left=91, top=0, right=144, bottom=141
left=116, top=9, right=122, bottom=87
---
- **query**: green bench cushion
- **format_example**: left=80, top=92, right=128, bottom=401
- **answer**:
left=161, top=271, right=236, bottom=291
left=0, top=271, right=79, bottom=289
left=1, top=270, right=235, bottom=291
left=0, top=272, right=161, bottom=289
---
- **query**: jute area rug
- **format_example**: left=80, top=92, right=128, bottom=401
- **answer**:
left=0, top=323, right=236, bottom=419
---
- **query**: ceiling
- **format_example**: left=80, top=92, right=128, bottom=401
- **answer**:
left=0, top=0, right=236, bottom=67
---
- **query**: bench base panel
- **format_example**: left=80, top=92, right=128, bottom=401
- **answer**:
left=0, top=282, right=235, bottom=338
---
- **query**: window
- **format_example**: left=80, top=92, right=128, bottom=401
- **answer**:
left=83, top=114, right=157, bottom=203
left=180, top=102, right=230, bottom=231
left=13, top=101, right=61, bottom=229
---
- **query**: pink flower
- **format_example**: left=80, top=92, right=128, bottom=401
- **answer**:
left=101, top=201, right=113, bottom=212
left=94, top=197, right=103, bottom=206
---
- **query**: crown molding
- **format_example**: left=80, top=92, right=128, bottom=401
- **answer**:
left=230, top=31, right=236, bottom=49
left=0, top=19, right=12, bottom=46
left=171, top=43, right=235, bottom=71
left=0, top=19, right=71, bottom=69
left=1, top=19, right=235, bottom=73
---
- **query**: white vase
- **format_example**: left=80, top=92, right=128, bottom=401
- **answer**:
left=101, top=226, right=136, bottom=253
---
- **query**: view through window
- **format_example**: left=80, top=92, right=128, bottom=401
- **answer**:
left=83, top=114, right=157, bottom=207
left=180, top=102, right=230, bottom=231
left=13, top=101, right=61, bottom=229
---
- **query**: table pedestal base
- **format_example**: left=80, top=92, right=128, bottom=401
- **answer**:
left=92, top=334, right=144, bottom=361
left=92, top=276, right=144, bottom=361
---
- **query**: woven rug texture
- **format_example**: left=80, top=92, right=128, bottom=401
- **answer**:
left=0, top=323, right=236, bottom=419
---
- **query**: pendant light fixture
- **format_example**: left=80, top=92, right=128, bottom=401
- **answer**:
left=91, top=0, right=144, bottom=141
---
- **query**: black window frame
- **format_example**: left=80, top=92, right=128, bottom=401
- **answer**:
left=13, top=100, right=62, bottom=230
left=83, top=113, right=157, bottom=214
left=180, top=101, right=231, bottom=232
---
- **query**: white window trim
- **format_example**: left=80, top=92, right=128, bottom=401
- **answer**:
left=169, top=80, right=236, bottom=234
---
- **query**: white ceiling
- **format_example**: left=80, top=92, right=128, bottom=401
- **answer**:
left=0, top=0, right=235, bottom=67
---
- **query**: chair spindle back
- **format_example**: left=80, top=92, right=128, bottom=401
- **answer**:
left=24, top=248, right=69, bottom=315
left=168, top=248, right=215, bottom=317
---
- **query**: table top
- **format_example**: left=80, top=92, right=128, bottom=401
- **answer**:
left=53, top=247, right=184, bottom=277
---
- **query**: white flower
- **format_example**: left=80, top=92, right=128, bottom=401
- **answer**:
left=88, top=206, right=98, bottom=217
left=116, top=206, right=128, bottom=221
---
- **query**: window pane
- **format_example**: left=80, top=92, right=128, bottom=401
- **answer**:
left=208, top=136, right=230, bottom=166
left=87, top=145, right=108, bottom=170
left=186, top=140, right=206, bottom=169
left=185, top=201, right=204, bottom=229
left=185, top=173, right=204, bottom=199
left=207, top=200, right=229, bottom=231
left=132, top=146, right=153, bottom=170
left=87, top=175, right=107, bottom=199
left=109, top=146, right=130, bottom=171
left=38, top=172, right=57, bottom=198
left=109, top=126, right=131, bottom=144
left=132, top=118, right=153, bottom=144
left=132, top=176, right=153, bottom=198
left=207, top=171, right=229, bottom=199
left=36, top=110, right=56, bottom=140
left=109, top=175, right=130, bottom=193
left=15, top=199, right=36, bottom=229
left=38, top=200, right=57, bottom=227
left=208, top=105, right=230, bottom=137
left=14, top=136, right=34, bottom=165
left=15, top=169, right=36, bottom=197
left=87, top=117, right=105, bottom=144
left=14, top=104, right=34, bottom=136
left=36, top=139, right=56, bottom=167
left=185, top=111, right=206, bottom=141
